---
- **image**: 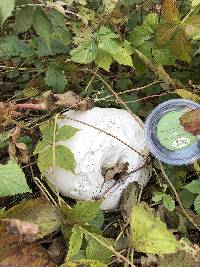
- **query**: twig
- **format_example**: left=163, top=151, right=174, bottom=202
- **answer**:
left=159, top=161, right=200, bottom=232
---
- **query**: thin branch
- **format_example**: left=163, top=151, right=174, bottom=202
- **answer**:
left=159, top=161, right=200, bottom=232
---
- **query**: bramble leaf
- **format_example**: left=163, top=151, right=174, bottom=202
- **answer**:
left=161, top=0, right=180, bottom=23
left=61, top=201, right=101, bottom=225
left=33, top=8, right=52, bottom=48
left=56, top=125, right=79, bottom=142
left=163, top=194, right=175, bottom=211
left=37, top=146, right=53, bottom=174
left=130, top=202, right=179, bottom=254
left=154, top=23, right=176, bottom=48
left=172, top=30, right=192, bottom=62
left=55, top=145, right=76, bottom=173
left=0, top=160, right=31, bottom=196
left=95, top=49, right=113, bottom=71
left=67, top=225, right=84, bottom=259
left=184, top=180, right=200, bottom=194
left=15, top=5, right=35, bottom=33
left=183, top=16, right=200, bottom=39
left=192, top=0, right=200, bottom=7
left=60, top=259, right=107, bottom=267
left=0, top=0, right=15, bottom=27
left=194, top=195, right=200, bottom=215
left=85, top=233, right=114, bottom=263
left=70, top=39, right=98, bottom=64
left=45, top=63, right=67, bottom=93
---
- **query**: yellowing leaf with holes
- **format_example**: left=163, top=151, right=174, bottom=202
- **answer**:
left=0, top=160, right=31, bottom=197
left=0, top=0, right=15, bottom=27
left=130, top=202, right=179, bottom=254
left=161, top=0, right=180, bottom=23
left=172, top=30, right=192, bottom=62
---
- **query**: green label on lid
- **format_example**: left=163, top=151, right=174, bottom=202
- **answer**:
left=157, top=109, right=197, bottom=151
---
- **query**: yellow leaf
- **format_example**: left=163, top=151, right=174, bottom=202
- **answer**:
left=130, top=202, right=179, bottom=254
left=175, top=89, right=200, bottom=102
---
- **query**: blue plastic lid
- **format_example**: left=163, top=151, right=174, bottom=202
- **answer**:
left=144, top=99, right=200, bottom=165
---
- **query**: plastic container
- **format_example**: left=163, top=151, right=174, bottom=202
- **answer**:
left=144, top=99, right=200, bottom=165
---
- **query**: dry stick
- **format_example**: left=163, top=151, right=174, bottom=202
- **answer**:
left=82, top=68, right=144, bottom=127
left=159, top=161, right=200, bottom=232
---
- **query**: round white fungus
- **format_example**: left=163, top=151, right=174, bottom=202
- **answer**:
left=45, top=107, right=151, bottom=210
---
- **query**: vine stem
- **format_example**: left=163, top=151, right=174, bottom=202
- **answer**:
left=159, top=161, right=200, bottom=232
left=81, top=227, right=136, bottom=267
left=82, top=68, right=144, bottom=127
left=53, top=114, right=62, bottom=208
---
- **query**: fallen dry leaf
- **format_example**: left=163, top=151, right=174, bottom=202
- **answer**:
left=0, top=219, right=38, bottom=243
left=180, top=108, right=200, bottom=136
left=0, top=243, right=57, bottom=267
left=8, top=126, right=29, bottom=164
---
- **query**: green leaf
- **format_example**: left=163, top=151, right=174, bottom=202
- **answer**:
left=163, top=194, right=175, bottom=211
left=172, top=29, right=192, bottom=63
left=60, top=259, right=107, bottom=267
left=45, top=63, right=67, bottom=93
left=39, top=122, right=54, bottom=143
left=70, top=39, right=98, bottom=64
left=0, top=160, right=31, bottom=197
left=15, top=6, right=35, bottom=33
left=56, top=125, right=79, bottom=142
left=61, top=201, right=101, bottom=226
left=130, top=202, right=179, bottom=254
left=37, top=146, right=53, bottom=174
left=98, top=38, right=119, bottom=54
left=184, top=180, right=200, bottom=194
left=112, top=46, right=133, bottom=67
left=34, top=140, right=51, bottom=155
left=192, top=0, right=200, bottom=7
left=55, top=145, right=76, bottom=173
left=152, top=192, right=163, bottom=202
left=152, top=47, right=176, bottom=65
left=0, top=198, right=61, bottom=239
left=161, top=0, right=180, bottom=23
left=67, top=225, right=84, bottom=260
left=0, top=0, right=15, bottom=27
left=179, top=189, right=195, bottom=208
left=194, top=194, right=200, bottom=215
left=95, top=49, right=113, bottom=71
left=33, top=8, right=52, bottom=48
left=85, top=233, right=114, bottom=263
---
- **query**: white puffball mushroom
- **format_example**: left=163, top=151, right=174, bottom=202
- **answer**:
left=45, top=107, right=151, bottom=210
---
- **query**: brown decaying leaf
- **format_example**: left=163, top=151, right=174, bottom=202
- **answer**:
left=48, top=236, right=66, bottom=265
left=0, top=243, right=57, bottom=267
left=172, top=29, right=192, bottom=63
left=154, top=23, right=176, bottom=48
left=0, top=102, right=20, bottom=131
left=180, top=109, right=200, bottom=136
left=161, top=0, right=180, bottom=23
left=8, top=126, right=29, bottom=164
left=0, top=219, right=38, bottom=243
